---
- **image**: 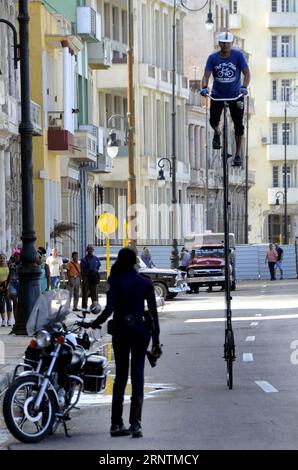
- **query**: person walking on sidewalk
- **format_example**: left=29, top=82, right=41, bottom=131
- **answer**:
left=67, top=252, right=81, bottom=311
left=90, top=248, right=161, bottom=438
left=0, top=254, right=13, bottom=327
left=265, top=243, right=278, bottom=281
left=80, top=245, right=101, bottom=309
left=37, top=247, right=50, bottom=293
left=46, top=248, right=65, bottom=290
left=8, top=249, right=21, bottom=321
left=275, top=243, right=284, bottom=280
left=200, top=31, right=251, bottom=167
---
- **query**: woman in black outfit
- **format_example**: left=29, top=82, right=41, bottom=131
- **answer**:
left=91, top=248, right=161, bottom=438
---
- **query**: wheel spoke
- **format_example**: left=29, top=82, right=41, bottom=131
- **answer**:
left=19, top=415, right=28, bottom=430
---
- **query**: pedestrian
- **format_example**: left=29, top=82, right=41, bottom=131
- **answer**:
left=8, top=249, right=21, bottom=320
left=67, top=251, right=81, bottom=311
left=90, top=248, right=161, bottom=438
left=80, top=244, right=101, bottom=309
left=0, top=254, right=13, bottom=327
left=275, top=243, right=284, bottom=280
left=46, top=247, right=65, bottom=289
left=178, top=247, right=191, bottom=271
left=265, top=243, right=278, bottom=281
left=200, top=31, right=251, bottom=167
left=37, top=247, right=50, bottom=293
left=141, top=247, right=155, bottom=268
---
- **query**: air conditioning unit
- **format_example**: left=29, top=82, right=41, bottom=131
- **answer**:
left=261, top=136, right=270, bottom=145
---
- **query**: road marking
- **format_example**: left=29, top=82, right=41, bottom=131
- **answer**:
left=185, top=313, right=298, bottom=324
left=250, top=322, right=259, bottom=326
left=243, top=353, right=254, bottom=362
left=255, top=314, right=262, bottom=317
left=255, top=381, right=279, bottom=393
left=246, top=336, right=255, bottom=342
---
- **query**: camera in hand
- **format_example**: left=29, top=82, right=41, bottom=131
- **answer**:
left=146, top=344, right=163, bottom=367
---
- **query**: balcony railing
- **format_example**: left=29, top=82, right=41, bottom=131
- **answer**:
left=31, top=100, right=42, bottom=136
left=88, top=39, right=112, bottom=69
left=48, top=111, right=74, bottom=153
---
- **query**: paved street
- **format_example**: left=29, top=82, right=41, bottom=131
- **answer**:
left=1, top=279, right=298, bottom=450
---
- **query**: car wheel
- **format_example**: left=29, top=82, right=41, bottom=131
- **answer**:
left=167, top=293, right=178, bottom=299
left=154, top=282, right=168, bottom=300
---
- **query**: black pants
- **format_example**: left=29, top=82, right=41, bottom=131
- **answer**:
left=210, top=97, right=245, bottom=136
left=111, top=327, right=150, bottom=427
left=81, top=276, right=98, bottom=309
left=268, top=262, right=276, bottom=280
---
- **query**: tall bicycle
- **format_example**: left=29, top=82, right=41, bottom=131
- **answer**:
left=208, top=93, right=243, bottom=389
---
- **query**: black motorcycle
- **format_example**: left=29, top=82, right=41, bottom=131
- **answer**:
left=3, top=290, right=108, bottom=443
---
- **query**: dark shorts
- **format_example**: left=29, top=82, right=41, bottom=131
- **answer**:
left=210, top=97, right=245, bottom=136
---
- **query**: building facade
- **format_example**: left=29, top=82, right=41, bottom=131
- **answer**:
left=236, top=0, right=298, bottom=243
left=0, top=0, right=22, bottom=255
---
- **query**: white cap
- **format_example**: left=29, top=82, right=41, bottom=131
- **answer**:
left=218, top=31, right=234, bottom=43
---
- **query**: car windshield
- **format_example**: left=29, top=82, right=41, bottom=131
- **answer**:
left=26, top=289, right=71, bottom=336
left=194, top=248, right=225, bottom=258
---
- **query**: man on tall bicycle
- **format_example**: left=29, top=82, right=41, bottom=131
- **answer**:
left=200, top=31, right=251, bottom=167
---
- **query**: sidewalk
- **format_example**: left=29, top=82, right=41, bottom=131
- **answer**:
left=0, top=295, right=110, bottom=395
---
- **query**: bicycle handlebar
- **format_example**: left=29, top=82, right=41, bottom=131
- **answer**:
left=207, top=93, right=243, bottom=101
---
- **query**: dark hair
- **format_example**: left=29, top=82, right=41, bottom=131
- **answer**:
left=37, top=246, right=46, bottom=256
left=111, top=248, right=137, bottom=275
left=72, top=251, right=78, bottom=257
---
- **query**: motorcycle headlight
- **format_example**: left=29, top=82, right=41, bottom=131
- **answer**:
left=188, top=269, right=195, bottom=278
left=36, top=330, right=51, bottom=348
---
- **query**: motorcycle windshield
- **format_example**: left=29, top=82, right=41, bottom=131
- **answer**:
left=26, top=289, right=71, bottom=336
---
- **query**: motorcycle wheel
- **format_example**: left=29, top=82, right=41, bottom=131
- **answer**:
left=3, top=375, right=58, bottom=443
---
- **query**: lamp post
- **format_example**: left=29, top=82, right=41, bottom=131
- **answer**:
left=275, top=190, right=288, bottom=244
left=244, top=96, right=249, bottom=244
left=1, top=2, right=41, bottom=335
left=283, top=104, right=288, bottom=244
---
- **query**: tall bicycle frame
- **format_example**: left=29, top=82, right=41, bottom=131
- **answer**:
left=208, top=93, right=243, bottom=389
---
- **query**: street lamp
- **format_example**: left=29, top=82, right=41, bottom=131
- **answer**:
left=1, top=2, right=41, bottom=335
left=106, top=114, right=129, bottom=159
left=275, top=191, right=288, bottom=244
left=205, top=0, right=214, bottom=31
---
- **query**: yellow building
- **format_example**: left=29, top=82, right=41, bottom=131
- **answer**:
left=232, top=0, right=298, bottom=243
left=29, top=0, right=83, bottom=249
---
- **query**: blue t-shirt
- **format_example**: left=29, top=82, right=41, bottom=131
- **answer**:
left=205, top=49, right=248, bottom=99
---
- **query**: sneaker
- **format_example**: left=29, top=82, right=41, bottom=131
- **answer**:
left=110, top=424, right=131, bottom=437
left=1, top=320, right=6, bottom=327
left=130, top=425, right=143, bottom=438
left=212, top=133, right=221, bottom=149
left=7, top=320, right=12, bottom=327
left=232, top=155, right=242, bottom=167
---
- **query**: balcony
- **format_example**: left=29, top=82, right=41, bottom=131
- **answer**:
left=267, top=101, right=298, bottom=118
left=229, top=13, right=242, bottom=30
left=96, top=63, right=127, bottom=90
left=268, top=187, right=298, bottom=205
left=266, top=12, right=298, bottom=28
left=76, top=7, right=101, bottom=42
left=48, top=111, right=74, bottom=154
left=87, top=39, right=112, bottom=69
left=267, top=144, right=298, bottom=161
left=267, top=57, right=298, bottom=73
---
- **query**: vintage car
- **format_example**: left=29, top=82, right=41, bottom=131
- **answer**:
left=98, top=254, right=190, bottom=300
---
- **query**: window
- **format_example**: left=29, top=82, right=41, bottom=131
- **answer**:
left=272, top=123, right=278, bottom=144
left=281, top=79, right=291, bottom=101
left=272, top=80, right=277, bottom=100
left=271, top=0, right=277, bottom=12
left=273, top=166, right=279, bottom=187
left=121, top=10, right=127, bottom=44
left=281, top=35, right=291, bottom=57
left=112, top=6, right=119, bottom=41
left=268, top=214, right=290, bottom=244
left=282, top=165, right=291, bottom=187
left=282, top=122, right=290, bottom=144
left=229, top=1, right=238, bottom=14
left=282, top=0, right=290, bottom=11
left=272, top=36, right=277, bottom=57
left=104, top=3, right=111, bottom=38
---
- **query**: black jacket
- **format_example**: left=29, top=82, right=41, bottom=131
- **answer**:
left=93, top=268, right=160, bottom=343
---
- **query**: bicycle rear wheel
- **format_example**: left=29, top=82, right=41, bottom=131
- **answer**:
left=224, top=329, right=235, bottom=390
